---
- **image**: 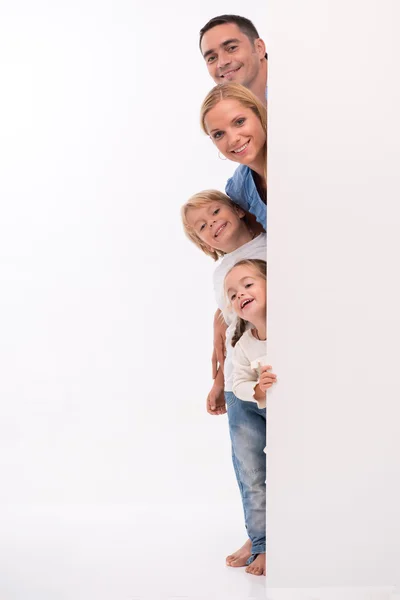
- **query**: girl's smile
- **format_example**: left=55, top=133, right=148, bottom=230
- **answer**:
left=240, top=297, right=254, bottom=310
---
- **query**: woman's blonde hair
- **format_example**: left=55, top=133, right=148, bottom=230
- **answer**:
left=201, top=82, right=267, bottom=135
left=224, top=258, right=267, bottom=347
left=181, top=189, right=248, bottom=261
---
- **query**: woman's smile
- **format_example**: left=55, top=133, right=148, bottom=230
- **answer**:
left=231, top=140, right=250, bottom=156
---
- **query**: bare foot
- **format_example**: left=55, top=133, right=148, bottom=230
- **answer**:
left=226, top=539, right=252, bottom=567
left=245, top=553, right=266, bottom=576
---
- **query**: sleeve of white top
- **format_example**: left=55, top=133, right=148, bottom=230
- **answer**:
left=232, top=342, right=263, bottom=406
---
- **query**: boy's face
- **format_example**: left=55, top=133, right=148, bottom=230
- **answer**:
left=200, top=23, right=265, bottom=88
left=225, top=264, right=266, bottom=321
left=186, top=201, right=246, bottom=254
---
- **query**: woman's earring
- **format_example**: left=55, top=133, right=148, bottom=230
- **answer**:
left=218, top=151, right=227, bottom=161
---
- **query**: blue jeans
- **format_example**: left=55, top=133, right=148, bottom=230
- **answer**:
left=225, top=391, right=266, bottom=557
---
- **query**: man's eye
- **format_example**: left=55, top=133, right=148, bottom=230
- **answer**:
left=207, top=56, right=216, bottom=63
left=228, top=45, right=238, bottom=52
left=213, top=208, right=220, bottom=215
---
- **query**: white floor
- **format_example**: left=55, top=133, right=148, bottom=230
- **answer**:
left=0, top=503, right=266, bottom=600
left=0, top=504, right=398, bottom=600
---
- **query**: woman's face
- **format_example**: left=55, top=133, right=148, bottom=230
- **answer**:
left=204, top=99, right=265, bottom=167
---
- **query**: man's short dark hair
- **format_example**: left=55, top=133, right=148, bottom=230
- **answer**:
left=199, top=14, right=268, bottom=59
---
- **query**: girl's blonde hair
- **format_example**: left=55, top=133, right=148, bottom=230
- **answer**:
left=181, top=189, right=248, bottom=261
left=200, top=83, right=267, bottom=182
left=224, top=259, right=267, bottom=347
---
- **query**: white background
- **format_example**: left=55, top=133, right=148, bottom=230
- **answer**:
left=1, top=0, right=400, bottom=598
left=0, top=2, right=269, bottom=599
left=0, top=0, right=261, bottom=509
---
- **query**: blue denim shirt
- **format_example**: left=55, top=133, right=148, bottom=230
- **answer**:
left=225, top=84, right=267, bottom=230
left=225, top=165, right=266, bottom=229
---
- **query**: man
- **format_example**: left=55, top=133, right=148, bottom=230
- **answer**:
left=200, top=14, right=268, bottom=105
left=198, top=15, right=268, bottom=577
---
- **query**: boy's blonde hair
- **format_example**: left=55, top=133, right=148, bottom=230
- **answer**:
left=181, top=189, right=246, bottom=261
left=224, top=259, right=267, bottom=347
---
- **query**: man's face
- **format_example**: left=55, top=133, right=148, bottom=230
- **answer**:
left=200, top=23, right=265, bottom=87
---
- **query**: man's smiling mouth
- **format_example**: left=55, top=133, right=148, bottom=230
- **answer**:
left=220, top=66, right=241, bottom=78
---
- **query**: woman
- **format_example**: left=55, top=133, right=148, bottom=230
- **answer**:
left=200, top=82, right=267, bottom=230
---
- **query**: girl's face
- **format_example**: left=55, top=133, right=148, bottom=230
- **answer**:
left=225, top=264, right=266, bottom=321
left=204, top=99, right=265, bottom=167
left=186, top=201, right=246, bottom=253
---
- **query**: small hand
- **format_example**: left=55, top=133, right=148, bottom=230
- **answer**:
left=206, top=384, right=226, bottom=416
left=258, top=365, right=277, bottom=393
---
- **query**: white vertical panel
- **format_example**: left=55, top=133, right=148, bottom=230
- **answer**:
left=267, top=0, right=400, bottom=587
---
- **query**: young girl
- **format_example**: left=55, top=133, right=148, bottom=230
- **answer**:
left=200, top=82, right=267, bottom=230
left=181, top=190, right=267, bottom=576
left=225, top=259, right=276, bottom=409
left=224, top=259, right=277, bottom=577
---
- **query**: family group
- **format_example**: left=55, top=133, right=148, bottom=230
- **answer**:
left=180, top=14, right=277, bottom=577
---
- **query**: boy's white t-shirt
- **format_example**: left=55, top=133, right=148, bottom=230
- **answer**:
left=213, top=233, right=266, bottom=392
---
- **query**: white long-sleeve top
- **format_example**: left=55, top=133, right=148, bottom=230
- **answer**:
left=213, top=233, right=266, bottom=391
left=232, top=329, right=267, bottom=409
